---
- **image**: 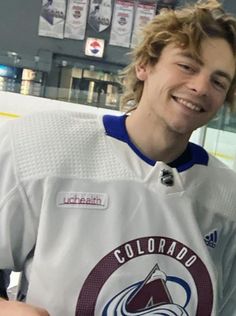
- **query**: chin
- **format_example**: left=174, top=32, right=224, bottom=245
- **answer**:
left=169, top=115, right=208, bottom=134
left=168, top=122, right=195, bottom=136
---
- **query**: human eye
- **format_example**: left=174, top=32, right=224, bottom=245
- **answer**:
left=177, top=63, right=195, bottom=73
left=212, top=77, right=227, bottom=91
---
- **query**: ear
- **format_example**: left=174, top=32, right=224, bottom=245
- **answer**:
left=135, top=63, right=149, bottom=81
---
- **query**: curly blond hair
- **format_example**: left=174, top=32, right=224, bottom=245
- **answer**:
left=120, top=0, right=236, bottom=111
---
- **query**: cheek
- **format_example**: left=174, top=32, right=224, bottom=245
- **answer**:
left=145, top=72, right=175, bottom=100
left=212, top=96, right=225, bottom=111
left=207, top=89, right=225, bottom=111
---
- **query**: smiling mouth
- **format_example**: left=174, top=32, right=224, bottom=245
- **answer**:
left=172, top=96, right=205, bottom=112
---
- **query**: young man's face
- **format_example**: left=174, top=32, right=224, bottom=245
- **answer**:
left=136, top=37, right=235, bottom=136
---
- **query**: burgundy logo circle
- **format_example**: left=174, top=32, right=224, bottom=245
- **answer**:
left=76, top=236, right=213, bottom=315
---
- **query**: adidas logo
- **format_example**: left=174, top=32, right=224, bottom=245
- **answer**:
left=204, top=230, right=218, bottom=248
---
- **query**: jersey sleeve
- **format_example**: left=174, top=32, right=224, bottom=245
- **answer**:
left=0, top=122, right=37, bottom=272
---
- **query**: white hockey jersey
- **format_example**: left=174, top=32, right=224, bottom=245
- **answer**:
left=0, top=110, right=236, bottom=316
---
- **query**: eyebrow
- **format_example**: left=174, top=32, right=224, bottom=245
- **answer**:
left=177, top=51, right=233, bottom=84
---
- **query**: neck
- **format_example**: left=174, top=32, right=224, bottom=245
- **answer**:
left=125, top=108, right=191, bottom=163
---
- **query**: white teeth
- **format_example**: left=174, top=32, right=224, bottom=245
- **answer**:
left=176, top=97, right=202, bottom=112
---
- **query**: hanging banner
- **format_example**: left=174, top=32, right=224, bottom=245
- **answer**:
left=38, top=0, right=66, bottom=39
left=131, top=0, right=156, bottom=48
left=88, top=0, right=112, bottom=33
left=64, top=0, right=89, bottom=40
left=109, top=0, right=134, bottom=48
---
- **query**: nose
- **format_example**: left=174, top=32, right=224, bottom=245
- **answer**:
left=186, top=73, right=209, bottom=97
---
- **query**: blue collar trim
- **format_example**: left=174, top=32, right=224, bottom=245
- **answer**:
left=103, top=114, right=209, bottom=172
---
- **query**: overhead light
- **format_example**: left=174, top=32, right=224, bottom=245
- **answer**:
left=7, top=51, right=18, bottom=58
left=61, top=60, right=68, bottom=67
left=34, top=56, right=40, bottom=63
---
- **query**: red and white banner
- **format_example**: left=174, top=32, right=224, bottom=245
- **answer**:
left=131, top=0, right=156, bottom=48
left=64, top=0, right=89, bottom=40
left=38, top=0, right=66, bottom=39
left=109, top=0, right=134, bottom=48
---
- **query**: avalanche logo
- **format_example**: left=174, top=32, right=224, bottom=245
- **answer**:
left=89, top=40, right=101, bottom=55
left=75, top=237, right=213, bottom=315
left=103, top=263, right=190, bottom=315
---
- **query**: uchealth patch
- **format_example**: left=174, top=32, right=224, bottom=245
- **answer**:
left=56, top=191, right=108, bottom=209
left=75, top=236, right=213, bottom=315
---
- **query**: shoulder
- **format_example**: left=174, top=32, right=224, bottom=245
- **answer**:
left=8, top=110, right=102, bottom=143
left=184, top=150, right=236, bottom=222
left=207, top=153, right=236, bottom=179
left=3, top=110, right=104, bottom=180
left=183, top=142, right=236, bottom=181
left=187, top=147, right=236, bottom=188
left=11, top=109, right=100, bottom=129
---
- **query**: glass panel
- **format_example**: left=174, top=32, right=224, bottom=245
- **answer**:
left=204, top=106, right=236, bottom=171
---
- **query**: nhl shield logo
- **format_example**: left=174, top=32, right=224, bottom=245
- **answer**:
left=88, top=0, right=112, bottom=32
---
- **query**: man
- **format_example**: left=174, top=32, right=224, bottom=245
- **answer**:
left=88, top=5, right=100, bottom=32
left=1, top=0, right=236, bottom=315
